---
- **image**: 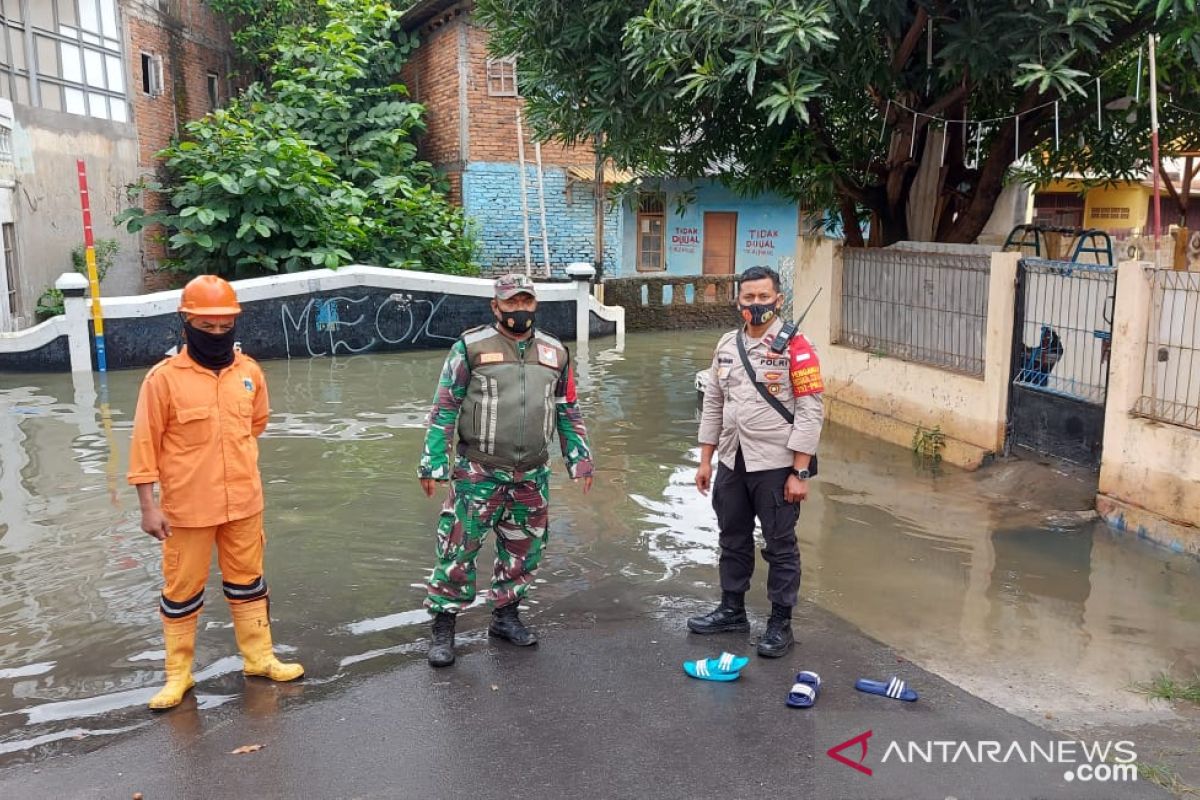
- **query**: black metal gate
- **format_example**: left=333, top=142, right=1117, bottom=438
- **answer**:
left=1006, top=259, right=1117, bottom=467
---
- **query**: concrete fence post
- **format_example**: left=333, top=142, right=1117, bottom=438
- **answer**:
left=56, top=272, right=91, bottom=373
left=566, top=262, right=596, bottom=346
left=1098, top=261, right=1153, bottom=500
left=983, top=252, right=1020, bottom=453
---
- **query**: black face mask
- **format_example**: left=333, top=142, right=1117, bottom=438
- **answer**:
left=739, top=301, right=779, bottom=327
left=183, top=320, right=237, bottom=371
left=497, top=309, right=535, bottom=335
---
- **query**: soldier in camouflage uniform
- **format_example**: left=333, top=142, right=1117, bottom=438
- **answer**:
left=418, top=273, right=594, bottom=667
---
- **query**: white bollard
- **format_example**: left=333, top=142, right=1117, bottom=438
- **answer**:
left=56, top=272, right=92, bottom=373
left=566, top=262, right=596, bottom=347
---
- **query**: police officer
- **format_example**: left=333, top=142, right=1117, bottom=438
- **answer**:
left=418, top=274, right=594, bottom=667
left=128, top=275, right=303, bottom=710
left=691, top=265, right=825, bottom=658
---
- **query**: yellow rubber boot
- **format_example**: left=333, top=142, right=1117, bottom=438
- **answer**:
left=149, top=617, right=197, bottom=710
left=230, top=600, right=304, bottom=682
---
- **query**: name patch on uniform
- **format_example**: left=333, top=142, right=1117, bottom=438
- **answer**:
left=537, top=344, right=559, bottom=368
left=478, top=352, right=505, bottom=365
left=717, top=356, right=734, bottom=365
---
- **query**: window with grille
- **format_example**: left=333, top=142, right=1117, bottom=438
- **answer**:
left=0, top=0, right=129, bottom=122
left=3, top=223, right=19, bottom=320
left=486, top=57, right=517, bottom=97
left=1090, top=206, right=1131, bottom=220
left=636, top=192, right=666, bottom=272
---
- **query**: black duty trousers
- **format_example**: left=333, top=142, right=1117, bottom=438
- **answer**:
left=712, top=449, right=801, bottom=607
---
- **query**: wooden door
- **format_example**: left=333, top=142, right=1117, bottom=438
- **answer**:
left=703, top=212, right=737, bottom=300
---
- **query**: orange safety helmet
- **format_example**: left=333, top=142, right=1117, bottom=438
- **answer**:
left=178, top=275, right=241, bottom=316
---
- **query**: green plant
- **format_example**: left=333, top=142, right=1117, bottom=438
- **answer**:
left=35, top=287, right=64, bottom=321
left=1134, top=672, right=1200, bottom=705
left=34, top=238, right=121, bottom=321
left=911, top=425, right=946, bottom=463
left=70, top=238, right=120, bottom=283
left=1138, top=760, right=1198, bottom=797
left=117, top=0, right=476, bottom=279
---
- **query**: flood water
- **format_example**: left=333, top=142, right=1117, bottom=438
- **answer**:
left=0, top=330, right=1197, bottom=761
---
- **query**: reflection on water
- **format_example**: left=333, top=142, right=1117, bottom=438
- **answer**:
left=0, top=331, right=1197, bottom=761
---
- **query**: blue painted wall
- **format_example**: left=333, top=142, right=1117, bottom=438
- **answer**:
left=462, top=162, right=622, bottom=277
left=616, top=180, right=799, bottom=280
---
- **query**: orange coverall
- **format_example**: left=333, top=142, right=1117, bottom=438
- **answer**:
left=127, top=349, right=272, bottom=619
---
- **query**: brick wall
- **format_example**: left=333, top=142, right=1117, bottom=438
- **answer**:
left=124, top=0, right=234, bottom=286
left=462, top=162, right=621, bottom=276
left=402, top=17, right=463, bottom=170
left=402, top=13, right=599, bottom=172
left=463, top=25, right=595, bottom=167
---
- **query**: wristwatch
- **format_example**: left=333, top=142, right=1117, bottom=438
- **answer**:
left=791, top=468, right=811, bottom=480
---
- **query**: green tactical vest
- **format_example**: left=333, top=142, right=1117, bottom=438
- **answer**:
left=458, top=324, right=568, bottom=471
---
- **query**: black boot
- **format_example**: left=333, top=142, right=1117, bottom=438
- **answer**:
left=427, top=612, right=456, bottom=668
left=687, top=590, right=750, bottom=635
left=488, top=603, right=538, bottom=647
left=756, top=603, right=795, bottom=658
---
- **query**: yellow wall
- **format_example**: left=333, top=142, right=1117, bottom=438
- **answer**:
left=1037, top=180, right=1151, bottom=233
left=1082, top=184, right=1150, bottom=232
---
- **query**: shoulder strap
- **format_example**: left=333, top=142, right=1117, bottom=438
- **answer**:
left=735, top=331, right=794, bottom=425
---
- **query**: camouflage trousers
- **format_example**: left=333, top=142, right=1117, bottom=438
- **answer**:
left=426, top=458, right=551, bottom=615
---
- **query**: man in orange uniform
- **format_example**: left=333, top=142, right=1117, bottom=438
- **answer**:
left=128, top=275, right=303, bottom=711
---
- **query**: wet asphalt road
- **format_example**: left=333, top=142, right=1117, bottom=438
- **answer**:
left=0, top=593, right=1170, bottom=800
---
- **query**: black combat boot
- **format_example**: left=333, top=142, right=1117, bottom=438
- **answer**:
left=488, top=603, right=538, bottom=647
left=427, top=612, right=456, bottom=668
left=686, top=590, right=750, bottom=635
left=756, top=603, right=795, bottom=658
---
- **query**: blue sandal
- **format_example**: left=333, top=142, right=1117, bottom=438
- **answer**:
left=855, top=675, right=918, bottom=702
left=787, top=670, right=821, bottom=708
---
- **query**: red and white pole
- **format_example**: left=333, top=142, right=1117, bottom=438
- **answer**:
left=1149, top=33, right=1162, bottom=251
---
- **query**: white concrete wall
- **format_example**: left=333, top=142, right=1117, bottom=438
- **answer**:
left=1098, top=262, right=1200, bottom=556
left=794, top=237, right=1017, bottom=468
left=9, top=105, right=142, bottom=322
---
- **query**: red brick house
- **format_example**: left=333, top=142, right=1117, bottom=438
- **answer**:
left=0, top=0, right=235, bottom=330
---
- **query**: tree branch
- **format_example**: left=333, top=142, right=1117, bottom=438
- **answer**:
left=1160, top=160, right=1184, bottom=213
left=891, top=6, right=929, bottom=74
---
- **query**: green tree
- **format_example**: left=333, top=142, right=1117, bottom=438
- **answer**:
left=206, top=0, right=327, bottom=74
left=477, top=0, right=1200, bottom=246
left=118, top=0, right=476, bottom=277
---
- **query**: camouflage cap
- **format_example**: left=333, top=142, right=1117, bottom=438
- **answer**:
left=494, top=273, right=538, bottom=300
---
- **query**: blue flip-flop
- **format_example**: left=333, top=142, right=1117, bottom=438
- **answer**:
left=855, top=675, right=918, bottom=702
left=683, top=657, right=742, bottom=681
left=787, top=670, right=821, bottom=708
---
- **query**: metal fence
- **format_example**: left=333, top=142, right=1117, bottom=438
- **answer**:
left=1135, top=270, right=1200, bottom=430
left=1014, top=259, right=1115, bottom=405
left=837, top=247, right=990, bottom=377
